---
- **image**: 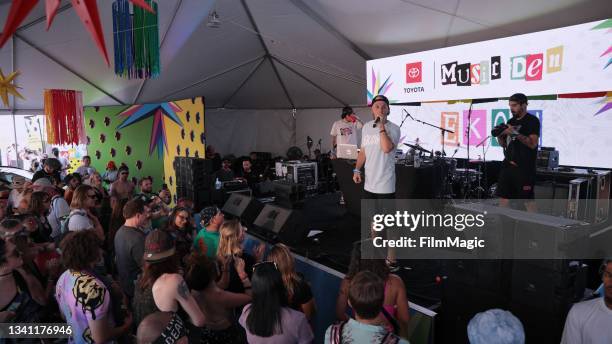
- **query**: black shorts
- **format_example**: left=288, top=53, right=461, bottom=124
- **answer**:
left=496, top=165, right=535, bottom=199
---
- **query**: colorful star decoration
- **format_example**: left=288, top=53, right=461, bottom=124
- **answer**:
left=367, top=67, right=393, bottom=105
left=117, top=102, right=183, bottom=158
left=0, top=69, right=25, bottom=107
left=0, top=0, right=155, bottom=66
left=595, top=92, right=612, bottom=116
left=591, top=19, right=612, bottom=69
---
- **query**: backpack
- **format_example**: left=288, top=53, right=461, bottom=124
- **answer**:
left=54, top=210, right=85, bottom=246
left=329, top=320, right=400, bottom=344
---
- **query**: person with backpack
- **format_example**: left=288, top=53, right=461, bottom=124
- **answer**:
left=326, top=271, right=409, bottom=344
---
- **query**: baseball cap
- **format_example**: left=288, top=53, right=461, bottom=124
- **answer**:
left=370, top=94, right=389, bottom=106
left=199, top=206, right=220, bottom=226
left=144, top=229, right=176, bottom=262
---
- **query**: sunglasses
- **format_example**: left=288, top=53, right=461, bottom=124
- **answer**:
left=252, top=261, right=277, bottom=273
left=87, top=193, right=98, bottom=199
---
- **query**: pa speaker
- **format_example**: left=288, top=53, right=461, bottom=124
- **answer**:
left=253, top=204, right=307, bottom=245
left=222, top=194, right=263, bottom=225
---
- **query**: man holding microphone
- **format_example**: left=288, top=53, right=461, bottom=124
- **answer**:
left=353, top=95, right=401, bottom=269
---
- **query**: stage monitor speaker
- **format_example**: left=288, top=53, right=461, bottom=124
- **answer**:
left=253, top=204, right=307, bottom=245
left=222, top=194, right=263, bottom=225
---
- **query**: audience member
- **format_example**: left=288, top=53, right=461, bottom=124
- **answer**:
left=326, top=271, right=408, bottom=344
left=66, top=185, right=104, bottom=240
left=102, top=160, right=119, bottom=184
left=468, top=309, right=524, bottom=344
left=114, top=199, right=148, bottom=299
left=110, top=166, right=135, bottom=202
left=63, top=173, right=82, bottom=205
left=185, top=254, right=250, bottom=343
left=193, top=206, right=224, bottom=257
left=107, top=197, right=129, bottom=255
left=137, top=311, right=189, bottom=344
left=561, top=258, right=612, bottom=343
left=7, top=175, right=26, bottom=210
left=26, top=191, right=53, bottom=243
left=216, top=220, right=263, bottom=293
left=164, top=207, right=194, bottom=263
left=335, top=241, right=410, bottom=338
left=0, top=237, right=47, bottom=323
left=37, top=179, right=70, bottom=242
left=132, top=229, right=205, bottom=328
left=32, top=158, right=62, bottom=184
left=51, top=147, right=70, bottom=180
left=55, top=231, right=132, bottom=343
left=268, top=244, right=316, bottom=321
left=239, top=261, right=313, bottom=344
left=74, top=155, right=96, bottom=179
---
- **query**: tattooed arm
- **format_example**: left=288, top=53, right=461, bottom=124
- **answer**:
left=174, top=275, right=206, bottom=327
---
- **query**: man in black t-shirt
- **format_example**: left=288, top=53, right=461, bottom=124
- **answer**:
left=496, top=93, right=540, bottom=212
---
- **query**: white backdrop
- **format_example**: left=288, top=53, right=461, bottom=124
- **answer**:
left=207, top=97, right=612, bottom=168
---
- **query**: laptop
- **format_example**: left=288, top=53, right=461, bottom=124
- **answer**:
left=337, top=144, right=359, bottom=160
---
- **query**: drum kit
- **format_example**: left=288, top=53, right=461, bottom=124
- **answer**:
left=401, top=141, right=488, bottom=199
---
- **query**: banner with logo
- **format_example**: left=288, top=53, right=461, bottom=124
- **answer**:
left=366, top=19, right=611, bottom=104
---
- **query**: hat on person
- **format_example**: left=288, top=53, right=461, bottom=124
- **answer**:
left=199, top=206, right=220, bottom=226
left=144, top=230, right=176, bottom=262
left=370, top=94, right=389, bottom=107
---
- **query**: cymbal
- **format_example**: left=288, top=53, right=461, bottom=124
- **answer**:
left=403, top=143, right=430, bottom=153
left=469, top=159, right=485, bottom=164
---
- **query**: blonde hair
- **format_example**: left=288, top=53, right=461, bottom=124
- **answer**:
left=217, top=219, right=243, bottom=257
left=71, top=184, right=94, bottom=209
left=268, top=243, right=299, bottom=301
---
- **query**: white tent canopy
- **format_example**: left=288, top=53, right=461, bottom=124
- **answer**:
left=1, top=0, right=610, bottom=111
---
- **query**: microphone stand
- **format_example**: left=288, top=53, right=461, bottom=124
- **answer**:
left=402, top=109, right=454, bottom=157
left=475, top=136, right=490, bottom=199
left=464, top=101, right=474, bottom=199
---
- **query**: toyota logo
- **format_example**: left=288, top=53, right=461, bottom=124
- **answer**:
left=408, top=67, right=420, bottom=79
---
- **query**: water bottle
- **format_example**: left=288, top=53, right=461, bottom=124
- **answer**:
left=215, top=178, right=222, bottom=190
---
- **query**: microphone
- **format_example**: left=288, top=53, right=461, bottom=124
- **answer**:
left=373, top=117, right=380, bottom=128
left=451, top=148, right=458, bottom=158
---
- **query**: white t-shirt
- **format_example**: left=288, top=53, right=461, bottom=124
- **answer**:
left=48, top=196, right=71, bottom=238
left=331, top=119, right=363, bottom=146
left=75, top=165, right=96, bottom=177
left=361, top=120, right=401, bottom=194
left=561, top=297, right=612, bottom=344
left=67, top=209, right=94, bottom=232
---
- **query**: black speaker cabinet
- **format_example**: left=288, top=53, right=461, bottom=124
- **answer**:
left=253, top=204, right=307, bottom=245
left=222, top=194, right=263, bottom=225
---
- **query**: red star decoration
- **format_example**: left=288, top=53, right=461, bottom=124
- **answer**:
left=0, top=0, right=155, bottom=66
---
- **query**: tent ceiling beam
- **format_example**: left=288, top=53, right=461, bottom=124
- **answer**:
left=134, top=0, right=184, bottom=104
left=288, top=0, right=371, bottom=61
left=160, top=54, right=266, bottom=101
left=222, top=56, right=266, bottom=108
left=272, top=54, right=365, bottom=86
left=272, top=56, right=346, bottom=107
left=16, top=3, right=72, bottom=32
left=14, top=32, right=126, bottom=105
left=240, top=0, right=294, bottom=108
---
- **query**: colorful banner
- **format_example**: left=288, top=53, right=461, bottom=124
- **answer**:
left=366, top=19, right=612, bottom=104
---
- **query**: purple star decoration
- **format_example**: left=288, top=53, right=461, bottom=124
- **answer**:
left=117, top=102, right=183, bottom=158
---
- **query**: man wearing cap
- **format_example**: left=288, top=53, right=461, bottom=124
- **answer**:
left=330, top=106, right=364, bottom=157
left=32, top=178, right=70, bottom=240
left=496, top=93, right=540, bottom=212
left=353, top=95, right=401, bottom=268
left=192, top=206, right=224, bottom=258
left=353, top=95, right=401, bottom=198
left=32, top=158, right=62, bottom=185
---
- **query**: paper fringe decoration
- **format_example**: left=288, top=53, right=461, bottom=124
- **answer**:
left=113, top=0, right=160, bottom=79
left=0, top=0, right=155, bottom=65
left=44, top=89, right=86, bottom=145
left=0, top=69, right=25, bottom=107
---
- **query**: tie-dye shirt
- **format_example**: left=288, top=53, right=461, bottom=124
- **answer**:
left=55, top=270, right=115, bottom=344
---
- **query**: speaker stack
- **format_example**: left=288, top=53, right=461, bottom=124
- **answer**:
left=174, top=157, right=215, bottom=211
left=221, top=193, right=263, bottom=225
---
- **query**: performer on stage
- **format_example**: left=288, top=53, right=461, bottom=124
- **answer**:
left=496, top=93, right=540, bottom=212
left=353, top=95, right=401, bottom=268
left=330, top=106, right=363, bottom=156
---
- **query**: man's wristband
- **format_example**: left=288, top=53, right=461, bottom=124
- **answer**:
left=352, top=169, right=361, bottom=174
